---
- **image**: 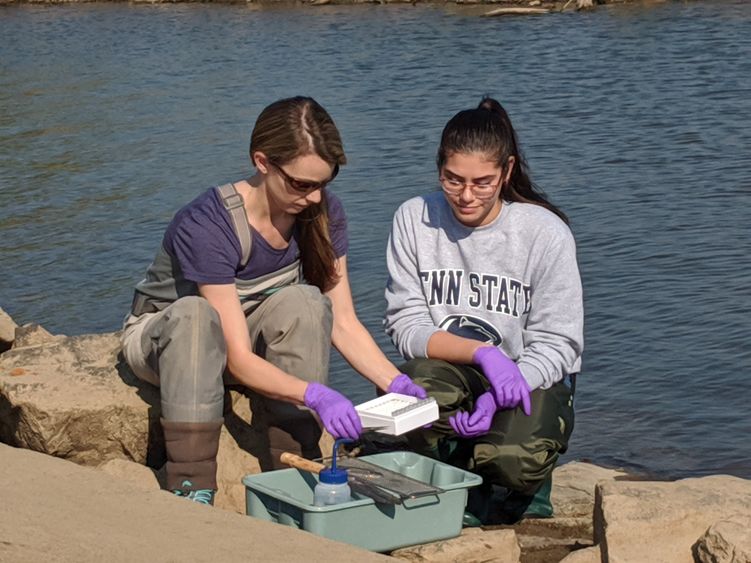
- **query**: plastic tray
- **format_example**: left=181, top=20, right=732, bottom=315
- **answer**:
left=242, top=451, right=482, bottom=552
left=355, top=393, right=439, bottom=435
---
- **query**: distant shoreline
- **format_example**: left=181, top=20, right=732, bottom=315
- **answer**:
left=0, top=0, right=644, bottom=9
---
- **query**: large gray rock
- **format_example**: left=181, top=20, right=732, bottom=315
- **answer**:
left=391, top=527, right=521, bottom=562
left=594, top=476, right=751, bottom=563
left=0, top=331, right=158, bottom=464
left=553, top=461, right=629, bottom=519
left=12, top=322, right=63, bottom=348
left=0, top=306, right=18, bottom=350
left=559, top=546, right=602, bottom=562
left=0, top=327, right=306, bottom=513
left=493, top=462, right=624, bottom=562
left=0, top=443, right=391, bottom=563
left=97, top=458, right=163, bottom=491
left=694, top=517, right=751, bottom=563
left=0, top=331, right=161, bottom=465
left=510, top=517, right=594, bottom=563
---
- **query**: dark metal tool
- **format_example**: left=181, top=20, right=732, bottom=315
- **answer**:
left=336, top=457, right=444, bottom=499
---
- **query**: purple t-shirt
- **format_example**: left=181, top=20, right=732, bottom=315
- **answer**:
left=163, top=188, right=348, bottom=285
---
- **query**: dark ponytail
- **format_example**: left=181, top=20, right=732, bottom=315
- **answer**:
left=437, top=97, right=568, bottom=225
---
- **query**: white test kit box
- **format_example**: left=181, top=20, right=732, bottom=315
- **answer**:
left=355, top=393, right=439, bottom=436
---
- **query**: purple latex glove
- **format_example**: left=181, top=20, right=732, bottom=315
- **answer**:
left=303, top=382, right=363, bottom=440
left=449, top=391, right=497, bottom=438
left=473, top=346, right=532, bottom=415
left=387, top=374, right=431, bottom=429
left=386, top=374, right=428, bottom=400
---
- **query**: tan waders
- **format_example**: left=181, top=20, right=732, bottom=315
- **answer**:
left=121, top=285, right=334, bottom=496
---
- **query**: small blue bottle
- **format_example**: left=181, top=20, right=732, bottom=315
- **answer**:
left=313, top=439, right=352, bottom=507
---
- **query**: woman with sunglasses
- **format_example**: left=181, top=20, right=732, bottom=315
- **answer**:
left=121, top=96, right=426, bottom=505
left=384, top=97, right=583, bottom=525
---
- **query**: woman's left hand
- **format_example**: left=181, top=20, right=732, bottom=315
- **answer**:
left=449, top=392, right=497, bottom=438
left=386, top=374, right=428, bottom=399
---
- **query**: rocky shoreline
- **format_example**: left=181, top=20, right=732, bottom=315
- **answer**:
left=1, top=306, right=749, bottom=562
left=0, top=0, right=640, bottom=11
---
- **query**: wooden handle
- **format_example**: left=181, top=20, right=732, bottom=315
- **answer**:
left=280, top=452, right=326, bottom=474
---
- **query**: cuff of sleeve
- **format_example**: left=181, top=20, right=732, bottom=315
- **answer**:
left=410, top=326, right=442, bottom=360
left=518, top=362, right=545, bottom=391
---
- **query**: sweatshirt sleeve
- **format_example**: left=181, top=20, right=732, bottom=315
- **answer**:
left=384, top=202, right=441, bottom=360
left=517, top=230, right=584, bottom=390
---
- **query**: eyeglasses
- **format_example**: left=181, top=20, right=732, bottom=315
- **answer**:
left=439, top=176, right=502, bottom=199
left=269, top=160, right=338, bottom=193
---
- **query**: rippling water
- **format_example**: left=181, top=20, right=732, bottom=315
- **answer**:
left=1, top=0, right=750, bottom=479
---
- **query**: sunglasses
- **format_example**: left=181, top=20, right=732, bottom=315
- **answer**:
left=269, top=160, right=339, bottom=193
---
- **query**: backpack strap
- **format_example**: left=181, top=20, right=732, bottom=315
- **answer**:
left=215, top=183, right=252, bottom=268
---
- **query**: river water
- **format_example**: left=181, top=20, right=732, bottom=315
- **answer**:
left=1, top=0, right=750, bottom=479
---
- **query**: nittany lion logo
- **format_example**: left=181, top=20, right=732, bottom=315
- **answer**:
left=438, top=314, right=503, bottom=346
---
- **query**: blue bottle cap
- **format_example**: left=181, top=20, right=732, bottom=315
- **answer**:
left=319, top=467, right=349, bottom=485
left=320, top=437, right=352, bottom=484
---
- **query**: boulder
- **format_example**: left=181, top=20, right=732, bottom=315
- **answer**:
left=0, top=443, right=391, bottom=563
left=391, top=527, right=521, bottom=562
left=97, top=458, right=162, bottom=491
left=12, top=322, right=63, bottom=348
left=594, top=476, right=751, bottom=563
left=509, top=517, right=594, bottom=563
left=553, top=461, right=629, bottom=519
left=0, top=331, right=161, bottom=466
left=559, top=546, right=602, bottom=562
left=0, top=325, right=333, bottom=514
left=491, top=462, right=624, bottom=561
left=0, top=329, right=159, bottom=467
left=694, top=516, right=751, bottom=563
left=0, top=306, right=18, bottom=351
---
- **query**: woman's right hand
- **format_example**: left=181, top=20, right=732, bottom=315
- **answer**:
left=473, top=346, right=532, bottom=415
left=386, top=374, right=428, bottom=399
left=303, top=382, right=363, bottom=440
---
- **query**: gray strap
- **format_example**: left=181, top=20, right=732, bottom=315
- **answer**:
left=215, top=183, right=252, bottom=268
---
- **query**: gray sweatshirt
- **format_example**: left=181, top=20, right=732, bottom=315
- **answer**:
left=384, top=192, right=583, bottom=390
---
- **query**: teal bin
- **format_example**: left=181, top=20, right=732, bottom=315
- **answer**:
left=242, top=451, right=482, bottom=552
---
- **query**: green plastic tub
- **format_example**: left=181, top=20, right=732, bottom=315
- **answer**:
left=242, top=451, right=482, bottom=552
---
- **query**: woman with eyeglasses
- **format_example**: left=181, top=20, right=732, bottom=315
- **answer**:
left=384, top=97, right=583, bottom=525
left=121, top=96, right=426, bottom=506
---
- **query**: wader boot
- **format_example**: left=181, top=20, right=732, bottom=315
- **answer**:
left=463, top=474, right=554, bottom=527
left=259, top=398, right=323, bottom=471
left=494, top=471, right=554, bottom=524
left=162, top=418, right=223, bottom=505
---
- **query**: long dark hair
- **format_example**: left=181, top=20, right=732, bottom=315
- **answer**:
left=437, top=97, right=568, bottom=224
left=250, top=96, right=346, bottom=291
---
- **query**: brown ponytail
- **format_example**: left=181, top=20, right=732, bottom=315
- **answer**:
left=250, top=96, right=347, bottom=291
left=297, top=190, right=340, bottom=292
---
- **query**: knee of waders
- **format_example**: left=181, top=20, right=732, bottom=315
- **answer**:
left=398, top=358, right=437, bottom=380
left=397, top=358, right=465, bottom=400
left=265, top=285, right=333, bottom=337
left=162, top=296, right=224, bottom=348
left=473, top=439, right=558, bottom=495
